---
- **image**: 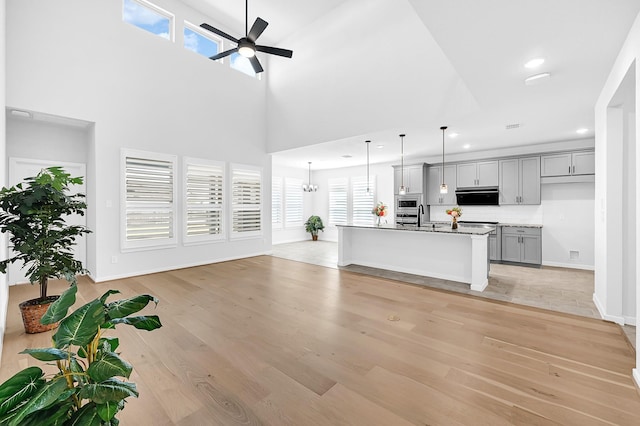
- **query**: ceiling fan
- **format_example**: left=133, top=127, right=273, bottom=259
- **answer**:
left=200, top=0, right=293, bottom=74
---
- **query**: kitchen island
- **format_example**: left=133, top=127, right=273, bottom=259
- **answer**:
left=337, top=223, right=493, bottom=291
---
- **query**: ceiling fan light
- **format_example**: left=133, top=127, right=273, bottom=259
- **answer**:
left=238, top=45, right=255, bottom=58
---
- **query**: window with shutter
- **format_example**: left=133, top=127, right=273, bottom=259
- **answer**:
left=352, top=176, right=376, bottom=225
left=183, top=158, right=224, bottom=244
left=122, top=150, right=177, bottom=251
left=272, top=177, right=283, bottom=229
left=328, top=178, right=348, bottom=225
left=284, top=177, right=303, bottom=227
left=231, top=165, right=262, bottom=237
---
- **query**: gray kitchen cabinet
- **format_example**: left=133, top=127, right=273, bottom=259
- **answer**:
left=457, top=160, right=498, bottom=187
left=489, top=234, right=497, bottom=261
left=499, top=156, right=540, bottom=205
left=393, top=164, right=425, bottom=195
left=501, top=227, right=541, bottom=265
left=427, top=165, right=456, bottom=205
left=541, top=150, right=594, bottom=177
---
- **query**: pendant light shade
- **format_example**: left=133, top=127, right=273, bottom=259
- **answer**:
left=399, top=134, right=407, bottom=195
left=440, top=126, right=448, bottom=194
left=302, top=162, right=318, bottom=192
left=365, top=140, right=371, bottom=195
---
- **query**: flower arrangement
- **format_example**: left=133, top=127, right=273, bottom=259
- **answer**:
left=446, top=206, right=462, bottom=229
left=372, top=202, right=387, bottom=217
left=446, top=206, right=462, bottom=218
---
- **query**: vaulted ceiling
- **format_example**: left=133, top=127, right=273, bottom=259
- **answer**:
left=180, top=0, right=640, bottom=169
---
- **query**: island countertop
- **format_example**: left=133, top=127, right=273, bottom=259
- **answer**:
left=337, top=223, right=494, bottom=235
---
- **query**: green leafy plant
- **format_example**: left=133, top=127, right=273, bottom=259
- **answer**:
left=304, top=215, right=325, bottom=237
left=0, top=285, right=162, bottom=425
left=0, top=166, right=91, bottom=299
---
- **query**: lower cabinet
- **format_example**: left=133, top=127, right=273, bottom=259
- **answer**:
left=489, top=234, right=498, bottom=261
left=501, top=227, right=541, bottom=265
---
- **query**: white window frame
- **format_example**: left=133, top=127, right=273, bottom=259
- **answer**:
left=230, top=163, right=263, bottom=239
left=284, top=177, right=304, bottom=228
left=121, top=149, right=178, bottom=252
left=183, top=157, right=225, bottom=245
left=183, top=21, right=223, bottom=62
left=352, top=175, right=376, bottom=226
left=328, top=178, right=348, bottom=226
left=123, top=0, right=175, bottom=42
left=272, top=176, right=283, bottom=229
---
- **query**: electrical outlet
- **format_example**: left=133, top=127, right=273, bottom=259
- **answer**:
left=569, top=250, right=579, bottom=260
left=111, top=255, right=118, bottom=264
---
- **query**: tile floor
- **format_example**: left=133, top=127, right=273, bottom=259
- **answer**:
left=271, top=240, right=636, bottom=349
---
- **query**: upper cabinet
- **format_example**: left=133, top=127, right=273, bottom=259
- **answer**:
left=427, top=165, right=456, bottom=205
left=499, top=156, right=540, bottom=205
left=457, top=160, right=499, bottom=188
left=393, top=164, right=426, bottom=195
left=541, top=150, right=595, bottom=177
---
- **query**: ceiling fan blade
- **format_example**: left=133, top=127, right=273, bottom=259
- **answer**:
left=200, top=23, right=238, bottom=43
left=249, top=56, right=264, bottom=74
left=247, top=17, right=268, bottom=42
left=209, top=48, right=237, bottom=61
left=256, top=45, right=293, bottom=58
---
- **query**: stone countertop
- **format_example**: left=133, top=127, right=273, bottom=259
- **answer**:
left=499, top=223, right=543, bottom=228
left=337, top=223, right=493, bottom=235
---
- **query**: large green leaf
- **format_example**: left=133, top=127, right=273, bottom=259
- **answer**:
left=78, top=379, right=138, bottom=404
left=87, top=351, right=133, bottom=383
left=41, top=284, right=77, bottom=325
left=19, top=348, right=72, bottom=362
left=99, top=290, right=120, bottom=305
left=18, top=400, right=73, bottom=426
left=0, top=367, right=45, bottom=416
left=108, top=315, right=162, bottom=331
left=96, top=401, right=119, bottom=422
left=105, top=295, right=158, bottom=320
left=53, top=300, right=105, bottom=348
left=69, top=358, right=86, bottom=385
left=8, top=376, right=68, bottom=426
left=68, top=402, right=101, bottom=426
left=99, top=337, right=119, bottom=352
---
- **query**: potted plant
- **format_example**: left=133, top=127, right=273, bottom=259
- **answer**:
left=0, top=285, right=162, bottom=425
left=0, top=167, right=91, bottom=333
left=304, top=215, right=324, bottom=241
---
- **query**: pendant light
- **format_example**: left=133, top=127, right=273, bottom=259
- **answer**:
left=365, top=140, right=371, bottom=194
left=399, top=134, right=407, bottom=195
left=440, top=126, right=448, bottom=194
left=302, top=162, right=318, bottom=192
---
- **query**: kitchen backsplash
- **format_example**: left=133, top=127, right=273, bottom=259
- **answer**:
left=429, top=205, right=544, bottom=224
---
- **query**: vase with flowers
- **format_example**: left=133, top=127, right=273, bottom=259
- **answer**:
left=372, top=202, right=387, bottom=226
left=446, top=206, right=462, bottom=229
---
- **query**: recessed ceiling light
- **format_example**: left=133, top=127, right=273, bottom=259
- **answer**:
left=377, top=144, right=384, bottom=149
left=341, top=154, right=352, bottom=158
left=524, top=58, right=545, bottom=69
left=525, top=72, right=551, bottom=85
left=463, top=144, right=471, bottom=149
left=576, top=128, right=589, bottom=135
left=449, top=133, right=459, bottom=138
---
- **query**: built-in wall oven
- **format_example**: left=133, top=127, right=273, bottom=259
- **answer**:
left=395, top=195, right=422, bottom=226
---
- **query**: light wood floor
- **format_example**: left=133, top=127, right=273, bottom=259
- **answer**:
left=1, top=256, right=639, bottom=425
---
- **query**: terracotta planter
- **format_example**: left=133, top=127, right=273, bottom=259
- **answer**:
left=19, top=296, right=60, bottom=334
left=312, top=234, right=318, bottom=241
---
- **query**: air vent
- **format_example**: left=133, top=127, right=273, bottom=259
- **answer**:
left=505, top=123, right=521, bottom=130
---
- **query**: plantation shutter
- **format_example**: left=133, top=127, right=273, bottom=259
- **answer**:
left=122, top=151, right=177, bottom=250
left=232, top=166, right=262, bottom=235
left=272, top=177, right=283, bottom=228
left=284, top=177, right=303, bottom=226
left=328, top=178, right=348, bottom=225
left=184, top=159, right=224, bottom=242
left=352, top=176, right=375, bottom=225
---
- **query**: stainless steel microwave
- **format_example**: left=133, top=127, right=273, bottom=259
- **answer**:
left=396, top=195, right=421, bottom=210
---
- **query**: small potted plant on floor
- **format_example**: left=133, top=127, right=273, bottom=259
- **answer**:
left=304, top=215, right=324, bottom=241
left=0, top=167, right=91, bottom=333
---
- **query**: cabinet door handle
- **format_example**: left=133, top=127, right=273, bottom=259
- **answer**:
left=572, top=165, right=575, bottom=174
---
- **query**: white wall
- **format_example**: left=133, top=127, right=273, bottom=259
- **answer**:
left=0, top=0, right=7, bottom=366
left=272, top=164, right=314, bottom=244
left=6, top=0, right=270, bottom=282
left=594, top=9, right=640, bottom=385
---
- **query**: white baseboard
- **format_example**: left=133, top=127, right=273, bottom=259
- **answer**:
left=92, top=251, right=270, bottom=283
left=623, top=316, right=637, bottom=326
left=592, top=293, right=625, bottom=325
left=633, top=369, right=640, bottom=390
left=470, top=279, right=489, bottom=292
left=542, top=261, right=594, bottom=271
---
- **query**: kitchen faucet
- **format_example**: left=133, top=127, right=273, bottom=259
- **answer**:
left=417, top=204, right=424, bottom=227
